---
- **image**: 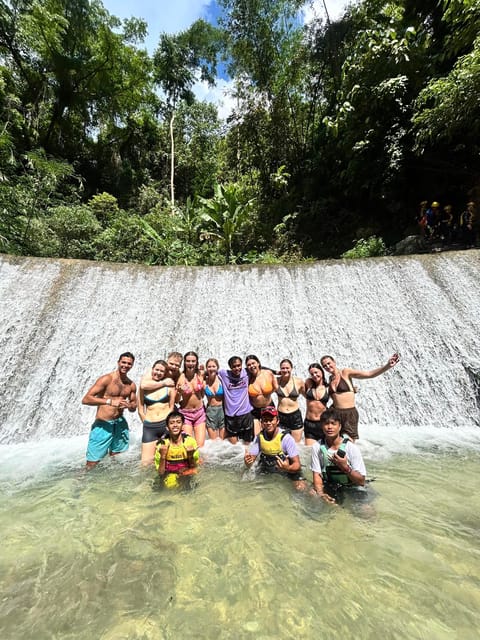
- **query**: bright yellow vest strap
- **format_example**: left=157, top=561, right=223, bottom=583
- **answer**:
left=259, top=430, right=284, bottom=457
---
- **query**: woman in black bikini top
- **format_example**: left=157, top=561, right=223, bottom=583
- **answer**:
left=303, top=363, right=330, bottom=445
left=328, top=375, right=354, bottom=396
left=320, top=354, right=399, bottom=404
left=276, top=359, right=306, bottom=443
left=320, top=353, right=400, bottom=440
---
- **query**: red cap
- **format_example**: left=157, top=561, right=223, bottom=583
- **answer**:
left=261, top=406, right=278, bottom=417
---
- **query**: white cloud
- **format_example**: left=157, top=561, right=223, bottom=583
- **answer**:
left=302, top=0, right=351, bottom=24
left=102, top=0, right=212, bottom=51
left=102, top=1, right=353, bottom=121
left=193, top=2, right=353, bottom=122
left=192, top=77, right=237, bottom=121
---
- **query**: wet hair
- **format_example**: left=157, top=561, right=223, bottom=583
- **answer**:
left=280, top=358, right=293, bottom=368
left=320, top=408, right=342, bottom=425
left=167, top=351, right=183, bottom=361
left=246, top=355, right=262, bottom=382
left=119, top=352, right=135, bottom=362
left=166, top=410, right=185, bottom=426
left=308, top=362, right=327, bottom=386
left=228, top=356, right=242, bottom=368
left=320, top=355, right=335, bottom=365
left=206, top=358, right=219, bottom=369
left=183, top=351, right=199, bottom=373
left=152, top=360, right=168, bottom=376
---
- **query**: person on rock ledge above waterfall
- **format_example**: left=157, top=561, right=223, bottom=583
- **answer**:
left=320, top=353, right=400, bottom=441
left=82, top=352, right=137, bottom=468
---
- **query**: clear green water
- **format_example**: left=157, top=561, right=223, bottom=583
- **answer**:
left=1, top=444, right=480, bottom=640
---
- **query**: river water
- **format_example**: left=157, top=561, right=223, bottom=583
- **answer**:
left=1, top=252, right=479, bottom=638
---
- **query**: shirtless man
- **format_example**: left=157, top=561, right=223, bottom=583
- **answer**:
left=320, top=353, right=399, bottom=440
left=140, top=351, right=183, bottom=394
left=82, top=352, right=137, bottom=468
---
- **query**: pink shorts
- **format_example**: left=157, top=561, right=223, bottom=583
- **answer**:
left=180, top=405, right=206, bottom=427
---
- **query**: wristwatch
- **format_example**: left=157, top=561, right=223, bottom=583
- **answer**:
left=106, top=398, right=112, bottom=406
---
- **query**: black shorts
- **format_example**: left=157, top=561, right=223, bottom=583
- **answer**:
left=251, top=406, right=262, bottom=420
left=252, top=402, right=277, bottom=420
left=303, top=418, right=323, bottom=441
left=260, top=468, right=306, bottom=482
left=278, top=409, right=303, bottom=431
left=225, top=412, right=254, bottom=442
left=142, top=419, right=168, bottom=443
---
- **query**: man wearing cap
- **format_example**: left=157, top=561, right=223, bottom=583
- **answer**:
left=244, top=406, right=306, bottom=489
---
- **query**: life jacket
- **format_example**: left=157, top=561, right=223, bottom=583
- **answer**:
left=319, top=437, right=352, bottom=486
left=258, top=429, right=288, bottom=472
left=154, top=433, right=199, bottom=474
left=460, top=210, right=474, bottom=227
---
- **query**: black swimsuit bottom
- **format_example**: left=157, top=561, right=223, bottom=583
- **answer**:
left=303, top=418, right=323, bottom=441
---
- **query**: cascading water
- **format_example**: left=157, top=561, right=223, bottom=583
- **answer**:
left=0, top=251, right=479, bottom=444
left=1, top=252, right=480, bottom=640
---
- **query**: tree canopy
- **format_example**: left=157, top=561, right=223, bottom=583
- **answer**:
left=0, top=0, right=478, bottom=263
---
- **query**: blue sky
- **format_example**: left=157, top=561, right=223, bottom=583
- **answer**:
left=102, top=1, right=218, bottom=52
left=102, top=0, right=350, bottom=118
left=102, top=0, right=350, bottom=52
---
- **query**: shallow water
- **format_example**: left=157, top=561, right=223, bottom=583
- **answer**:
left=1, top=430, right=479, bottom=639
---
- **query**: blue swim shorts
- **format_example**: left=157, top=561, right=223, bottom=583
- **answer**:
left=86, top=417, right=129, bottom=462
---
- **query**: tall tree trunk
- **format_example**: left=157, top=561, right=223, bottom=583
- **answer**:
left=170, top=111, right=175, bottom=210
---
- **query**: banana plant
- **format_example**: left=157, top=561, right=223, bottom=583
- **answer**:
left=199, top=183, right=255, bottom=263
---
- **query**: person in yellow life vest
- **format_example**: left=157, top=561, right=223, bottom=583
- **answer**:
left=154, top=411, right=199, bottom=488
left=244, top=406, right=306, bottom=490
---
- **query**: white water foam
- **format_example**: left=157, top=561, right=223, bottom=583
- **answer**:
left=1, top=252, right=479, bottom=447
left=2, top=423, right=480, bottom=493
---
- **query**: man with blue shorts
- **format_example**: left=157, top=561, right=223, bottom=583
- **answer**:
left=82, top=352, right=137, bottom=468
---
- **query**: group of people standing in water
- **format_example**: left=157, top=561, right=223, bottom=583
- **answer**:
left=82, top=350, right=399, bottom=501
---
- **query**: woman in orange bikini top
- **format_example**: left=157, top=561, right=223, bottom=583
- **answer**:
left=245, top=354, right=278, bottom=436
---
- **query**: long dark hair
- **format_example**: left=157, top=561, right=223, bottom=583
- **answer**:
left=183, top=351, right=199, bottom=374
left=308, top=362, right=327, bottom=386
left=245, top=354, right=262, bottom=381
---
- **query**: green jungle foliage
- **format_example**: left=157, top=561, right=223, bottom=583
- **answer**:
left=341, top=236, right=387, bottom=259
left=0, top=0, right=479, bottom=265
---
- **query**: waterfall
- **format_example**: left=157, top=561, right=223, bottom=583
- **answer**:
left=1, top=251, right=479, bottom=444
